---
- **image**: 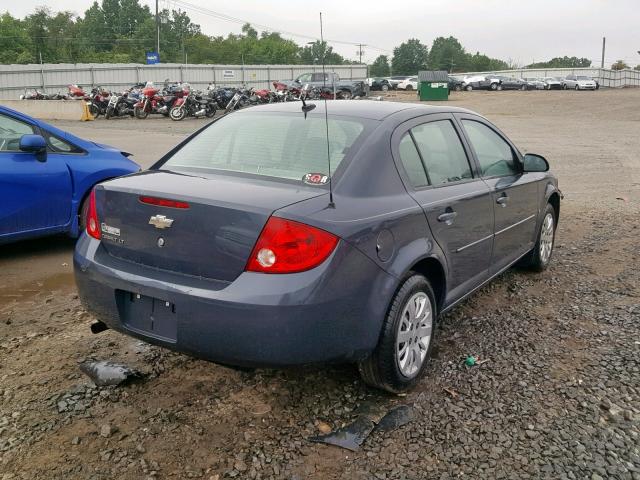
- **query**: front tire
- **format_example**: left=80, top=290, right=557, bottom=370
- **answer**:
left=89, top=103, right=100, bottom=118
left=134, top=106, right=148, bottom=119
left=522, top=203, right=556, bottom=271
left=169, top=106, right=186, bottom=121
left=105, top=106, right=114, bottom=119
left=358, top=274, right=436, bottom=393
left=465, top=85, right=473, bottom=91
left=405, top=85, right=413, bottom=91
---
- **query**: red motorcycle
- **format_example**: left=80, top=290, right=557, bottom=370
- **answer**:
left=133, top=86, right=163, bottom=119
left=68, top=84, right=88, bottom=100
left=272, top=81, right=301, bottom=102
left=88, top=86, right=111, bottom=118
left=249, top=87, right=276, bottom=104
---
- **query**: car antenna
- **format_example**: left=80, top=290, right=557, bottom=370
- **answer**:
left=319, top=12, right=335, bottom=208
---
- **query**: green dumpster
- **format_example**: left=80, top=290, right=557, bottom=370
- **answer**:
left=418, top=71, right=449, bottom=101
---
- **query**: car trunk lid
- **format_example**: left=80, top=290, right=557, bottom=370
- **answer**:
left=95, top=170, right=325, bottom=282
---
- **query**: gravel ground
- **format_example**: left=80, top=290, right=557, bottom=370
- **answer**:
left=1, top=89, right=639, bottom=479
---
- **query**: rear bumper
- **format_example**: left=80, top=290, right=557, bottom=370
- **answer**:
left=74, top=234, right=397, bottom=367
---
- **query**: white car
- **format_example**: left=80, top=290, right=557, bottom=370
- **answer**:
left=397, top=76, right=418, bottom=91
left=563, top=75, right=597, bottom=90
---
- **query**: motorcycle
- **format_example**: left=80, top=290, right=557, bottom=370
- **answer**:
left=105, top=90, right=137, bottom=119
left=224, top=88, right=252, bottom=114
left=133, top=85, right=164, bottom=119
left=87, top=87, right=111, bottom=118
left=67, top=84, right=88, bottom=100
left=169, top=91, right=216, bottom=121
left=249, top=87, right=276, bottom=104
left=207, top=86, right=237, bottom=110
left=156, top=84, right=189, bottom=116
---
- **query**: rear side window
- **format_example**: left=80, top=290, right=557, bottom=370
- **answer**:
left=398, top=134, right=428, bottom=188
left=163, top=112, right=367, bottom=182
left=411, top=120, right=472, bottom=185
left=44, top=131, right=83, bottom=154
left=461, top=120, right=519, bottom=177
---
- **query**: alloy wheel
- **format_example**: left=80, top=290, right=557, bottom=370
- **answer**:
left=396, top=292, right=433, bottom=378
left=539, top=213, right=554, bottom=264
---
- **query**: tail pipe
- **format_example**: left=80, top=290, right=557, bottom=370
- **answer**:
left=90, top=321, right=109, bottom=334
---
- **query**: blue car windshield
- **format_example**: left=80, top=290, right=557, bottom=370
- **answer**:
left=161, top=111, right=368, bottom=182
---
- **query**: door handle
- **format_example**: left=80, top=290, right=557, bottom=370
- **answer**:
left=496, top=194, right=509, bottom=207
left=437, top=211, right=458, bottom=225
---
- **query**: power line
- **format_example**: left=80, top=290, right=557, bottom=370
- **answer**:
left=169, top=0, right=391, bottom=53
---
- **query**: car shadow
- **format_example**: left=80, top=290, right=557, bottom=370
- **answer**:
left=0, top=235, right=76, bottom=262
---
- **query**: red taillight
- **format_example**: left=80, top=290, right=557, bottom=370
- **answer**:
left=86, top=189, right=101, bottom=239
left=246, top=217, right=339, bottom=274
left=139, top=196, right=190, bottom=209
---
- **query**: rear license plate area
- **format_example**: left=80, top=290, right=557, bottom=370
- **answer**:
left=116, top=291, right=177, bottom=343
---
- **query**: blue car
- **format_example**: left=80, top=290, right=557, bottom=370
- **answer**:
left=74, top=101, right=559, bottom=392
left=0, top=105, right=139, bottom=244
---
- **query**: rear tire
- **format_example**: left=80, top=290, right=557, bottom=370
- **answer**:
left=405, top=85, right=413, bottom=91
left=575, top=85, right=579, bottom=91
left=490, top=83, right=498, bottom=91
left=465, top=85, right=473, bottom=91
left=358, top=274, right=436, bottom=393
left=521, top=203, right=556, bottom=272
left=78, top=194, right=91, bottom=233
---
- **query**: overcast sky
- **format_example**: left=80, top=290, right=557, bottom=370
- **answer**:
left=6, top=0, right=640, bottom=67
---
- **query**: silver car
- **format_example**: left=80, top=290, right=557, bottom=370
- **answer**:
left=542, top=77, right=563, bottom=90
left=563, top=75, right=597, bottom=90
left=523, top=78, right=546, bottom=90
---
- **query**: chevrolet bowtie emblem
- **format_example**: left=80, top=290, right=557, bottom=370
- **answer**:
left=149, top=215, right=174, bottom=229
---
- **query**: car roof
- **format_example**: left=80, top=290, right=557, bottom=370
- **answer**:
left=236, top=100, right=476, bottom=121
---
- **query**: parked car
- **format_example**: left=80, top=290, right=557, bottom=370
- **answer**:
left=447, top=75, right=464, bottom=92
left=495, top=76, right=530, bottom=90
left=0, top=105, right=139, bottom=244
left=461, top=75, right=500, bottom=91
left=367, top=77, right=391, bottom=91
left=387, top=76, right=412, bottom=89
left=397, top=76, right=418, bottom=90
left=281, top=72, right=368, bottom=98
left=74, top=101, right=560, bottom=392
left=563, top=75, right=597, bottom=90
left=523, top=77, right=546, bottom=90
left=542, top=77, right=563, bottom=90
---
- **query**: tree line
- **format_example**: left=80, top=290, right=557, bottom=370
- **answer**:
left=2, top=2, right=637, bottom=73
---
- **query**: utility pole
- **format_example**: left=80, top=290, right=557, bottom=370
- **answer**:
left=601, top=37, right=606, bottom=68
left=356, top=44, right=366, bottom=64
left=156, top=0, right=160, bottom=55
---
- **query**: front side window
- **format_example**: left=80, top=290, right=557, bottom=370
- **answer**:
left=411, top=120, right=472, bottom=185
left=0, top=114, right=34, bottom=152
left=162, top=112, right=367, bottom=182
left=297, top=73, right=312, bottom=83
left=462, top=120, right=519, bottom=177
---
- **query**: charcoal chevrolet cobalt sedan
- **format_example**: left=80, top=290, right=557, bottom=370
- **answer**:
left=74, top=101, right=560, bottom=392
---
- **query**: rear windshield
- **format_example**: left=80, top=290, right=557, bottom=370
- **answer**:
left=161, top=111, right=369, bottom=182
left=577, top=76, right=591, bottom=80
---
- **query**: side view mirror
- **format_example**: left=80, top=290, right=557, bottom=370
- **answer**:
left=523, top=153, right=549, bottom=173
left=19, top=134, right=47, bottom=161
